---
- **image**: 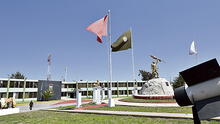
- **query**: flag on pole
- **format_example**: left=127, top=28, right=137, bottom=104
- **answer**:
left=86, top=15, right=108, bottom=43
left=189, top=41, right=197, bottom=55
left=111, top=30, right=132, bottom=52
left=48, top=54, right=52, bottom=65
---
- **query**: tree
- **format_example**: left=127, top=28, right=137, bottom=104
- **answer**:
left=138, top=70, right=153, bottom=81
left=9, top=72, right=26, bottom=79
left=43, top=89, right=54, bottom=101
left=172, top=74, right=185, bottom=89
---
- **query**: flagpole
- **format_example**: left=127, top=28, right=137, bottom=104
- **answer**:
left=130, top=28, right=136, bottom=87
left=196, top=53, right=198, bottom=65
left=196, top=42, right=198, bottom=65
left=107, top=10, right=114, bottom=107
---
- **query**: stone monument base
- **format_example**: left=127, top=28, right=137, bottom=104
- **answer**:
left=108, top=98, right=115, bottom=107
left=0, top=108, right=20, bottom=116
left=133, top=94, right=174, bottom=100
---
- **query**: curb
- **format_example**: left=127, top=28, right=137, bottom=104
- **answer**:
left=44, top=109, right=220, bottom=121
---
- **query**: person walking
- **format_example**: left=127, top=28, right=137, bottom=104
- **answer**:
left=29, top=100, right=33, bottom=110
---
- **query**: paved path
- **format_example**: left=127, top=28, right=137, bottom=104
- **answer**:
left=45, top=109, right=220, bottom=121
left=16, top=100, right=91, bottom=112
left=105, top=98, right=179, bottom=107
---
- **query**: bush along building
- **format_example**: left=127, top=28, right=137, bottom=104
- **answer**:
left=0, top=78, right=147, bottom=101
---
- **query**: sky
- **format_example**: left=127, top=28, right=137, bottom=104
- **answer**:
left=0, top=0, right=220, bottom=81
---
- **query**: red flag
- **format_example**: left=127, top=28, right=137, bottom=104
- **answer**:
left=86, top=15, right=108, bottom=43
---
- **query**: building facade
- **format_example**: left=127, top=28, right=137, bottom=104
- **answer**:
left=0, top=78, right=146, bottom=101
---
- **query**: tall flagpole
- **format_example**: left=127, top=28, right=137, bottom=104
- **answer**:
left=108, top=10, right=112, bottom=91
left=107, top=10, right=114, bottom=107
left=196, top=42, right=198, bottom=65
left=130, top=28, right=136, bottom=86
left=195, top=52, right=198, bottom=65
left=64, top=67, right=68, bottom=82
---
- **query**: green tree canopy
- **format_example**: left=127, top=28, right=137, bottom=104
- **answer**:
left=172, top=74, right=185, bottom=89
left=43, top=89, right=54, bottom=101
left=9, top=72, right=26, bottom=79
left=138, top=70, right=153, bottom=81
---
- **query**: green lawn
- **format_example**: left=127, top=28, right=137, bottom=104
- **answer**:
left=120, top=97, right=176, bottom=103
left=55, top=105, right=76, bottom=110
left=87, top=105, right=192, bottom=114
left=0, top=110, right=218, bottom=124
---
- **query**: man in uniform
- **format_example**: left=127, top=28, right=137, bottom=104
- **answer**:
left=151, top=61, right=159, bottom=78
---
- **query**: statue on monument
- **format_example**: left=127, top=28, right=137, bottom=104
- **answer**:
left=150, top=55, right=163, bottom=78
left=93, top=80, right=100, bottom=87
left=0, top=98, right=16, bottom=109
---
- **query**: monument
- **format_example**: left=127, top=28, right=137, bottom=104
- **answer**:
left=92, top=80, right=103, bottom=104
left=0, top=98, right=16, bottom=109
left=0, top=98, right=19, bottom=116
left=138, top=78, right=174, bottom=99
left=133, top=55, right=174, bottom=99
left=76, top=89, right=82, bottom=108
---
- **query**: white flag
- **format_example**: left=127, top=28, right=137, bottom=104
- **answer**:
left=189, top=41, right=197, bottom=55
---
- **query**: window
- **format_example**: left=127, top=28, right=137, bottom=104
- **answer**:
left=88, top=91, right=92, bottom=96
left=119, top=90, right=125, bottom=95
left=82, top=91, right=87, bottom=96
left=166, top=82, right=169, bottom=86
left=138, top=82, right=143, bottom=87
left=112, top=83, right=117, bottom=87
left=19, top=82, right=24, bottom=88
left=14, top=81, right=19, bottom=88
left=29, top=82, right=34, bottom=88
left=26, top=82, right=30, bottom=88
left=28, top=92, right=37, bottom=98
left=104, top=82, right=108, bottom=87
left=112, top=90, right=117, bottom=95
left=25, top=92, right=29, bottom=98
left=119, top=83, right=126, bottom=87
left=61, top=92, right=67, bottom=96
left=68, top=84, right=76, bottom=88
left=17, top=92, right=22, bottom=98
left=3, top=81, right=8, bottom=88
left=1, top=93, right=7, bottom=98
left=9, top=81, right=14, bottom=88
left=33, top=82, right=38, bottom=88
left=9, top=92, right=13, bottom=97
left=78, top=83, right=87, bottom=88
left=128, top=82, right=133, bottom=87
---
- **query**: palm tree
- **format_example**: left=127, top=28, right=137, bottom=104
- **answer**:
left=138, top=70, right=153, bottom=81
left=43, top=89, right=54, bottom=101
left=9, top=72, right=26, bottom=79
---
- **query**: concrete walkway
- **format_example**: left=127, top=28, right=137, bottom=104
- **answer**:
left=16, top=100, right=90, bottom=113
left=106, top=98, right=179, bottom=107
left=41, top=98, right=220, bottom=121
left=45, top=109, right=220, bottom=121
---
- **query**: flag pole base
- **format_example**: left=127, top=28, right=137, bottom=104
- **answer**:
left=108, top=98, right=115, bottom=107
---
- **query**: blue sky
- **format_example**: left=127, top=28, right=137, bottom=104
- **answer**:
left=0, top=0, right=220, bottom=81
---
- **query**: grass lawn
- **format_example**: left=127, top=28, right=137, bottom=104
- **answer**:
left=87, top=105, right=192, bottom=114
left=54, top=102, right=97, bottom=109
left=120, top=97, right=176, bottom=103
left=0, top=110, right=218, bottom=124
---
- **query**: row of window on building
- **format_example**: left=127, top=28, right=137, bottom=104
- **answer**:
left=62, top=82, right=144, bottom=89
left=0, top=92, right=37, bottom=99
left=0, top=81, right=38, bottom=88
left=0, top=81, right=144, bottom=89
left=61, top=90, right=134, bottom=97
